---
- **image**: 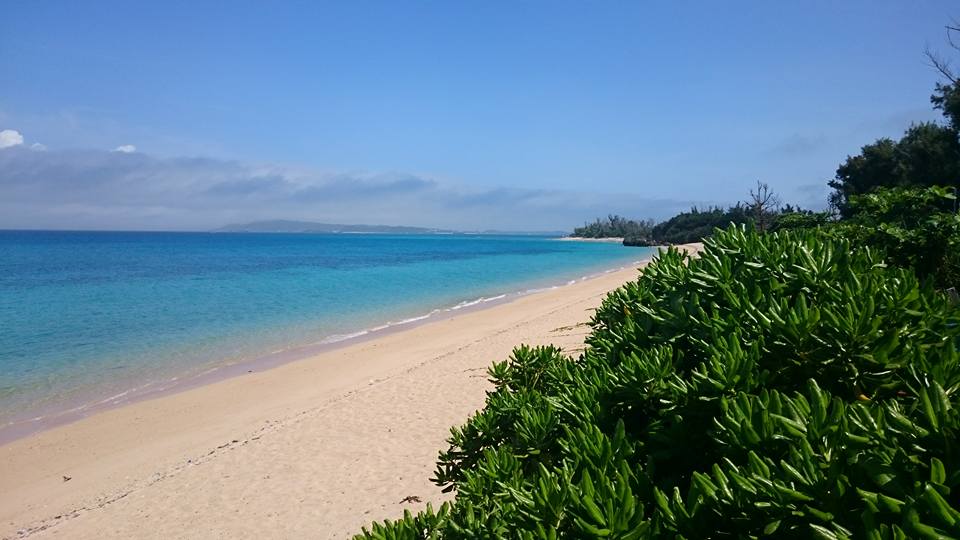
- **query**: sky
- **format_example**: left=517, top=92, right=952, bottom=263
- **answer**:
left=1, top=1, right=958, bottom=231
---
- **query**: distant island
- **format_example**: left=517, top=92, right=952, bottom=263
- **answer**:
left=215, top=219, right=567, bottom=236
left=215, top=220, right=450, bottom=234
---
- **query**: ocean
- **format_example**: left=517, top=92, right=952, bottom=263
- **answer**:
left=0, top=231, right=653, bottom=439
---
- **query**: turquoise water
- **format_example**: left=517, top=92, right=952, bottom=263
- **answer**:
left=0, top=231, right=652, bottom=433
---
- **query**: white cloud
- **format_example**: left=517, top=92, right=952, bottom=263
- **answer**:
left=0, top=146, right=706, bottom=231
left=30, top=142, right=47, bottom=151
left=0, top=129, right=24, bottom=149
left=112, top=144, right=136, bottom=153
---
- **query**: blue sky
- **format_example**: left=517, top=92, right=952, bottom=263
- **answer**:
left=0, top=1, right=957, bottom=230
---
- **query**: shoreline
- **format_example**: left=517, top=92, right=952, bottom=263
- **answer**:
left=0, top=254, right=654, bottom=447
left=0, top=243, right=699, bottom=539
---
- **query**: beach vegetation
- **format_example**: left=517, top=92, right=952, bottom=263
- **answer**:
left=772, top=185, right=960, bottom=289
left=615, top=184, right=790, bottom=246
left=827, top=123, right=960, bottom=217
left=357, top=224, right=960, bottom=539
left=835, top=186, right=960, bottom=288
left=573, top=215, right=655, bottom=240
left=626, top=204, right=753, bottom=246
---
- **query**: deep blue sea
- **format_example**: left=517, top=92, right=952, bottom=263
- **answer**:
left=0, top=231, right=652, bottom=436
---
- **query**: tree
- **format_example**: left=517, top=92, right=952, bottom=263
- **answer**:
left=926, top=21, right=960, bottom=130
left=828, top=21, right=960, bottom=217
left=839, top=186, right=960, bottom=287
left=571, top=214, right=654, bottom=239
left=897, top=122, right=960, bottom=187
left=646, top=204, right=753, bottom=245
left=828, top=125, right=960, bottom=216
left=828, top=138, right=901, bottom=215
left=746, top=180, right=781, bottom=231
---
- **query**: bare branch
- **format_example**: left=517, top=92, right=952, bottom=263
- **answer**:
left=745, top=180, right=782, bottom=232
left=925, top=46, right=958, bottom=84
left=947, top=23, right=960, bottom=52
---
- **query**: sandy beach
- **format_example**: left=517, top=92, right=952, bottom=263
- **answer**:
left=0, top=244, right=700, bottom=539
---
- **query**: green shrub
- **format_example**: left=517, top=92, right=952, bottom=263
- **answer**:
left=840, top=186, right=960, bottom=289
left=768, top=186, right=960, bottom=289
left=573, top=215, right=655, bottom=239
left=769, top=210, right=834, bottom=232
left=649, top=205, right=752, bottom=245
left=356, top=225, right=960, bottom=539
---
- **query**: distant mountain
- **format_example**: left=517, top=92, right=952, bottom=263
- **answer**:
left=214, top=220, right=451, bottom=234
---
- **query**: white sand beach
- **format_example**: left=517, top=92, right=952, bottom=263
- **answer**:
left=0, top=244, right=701, bottom=540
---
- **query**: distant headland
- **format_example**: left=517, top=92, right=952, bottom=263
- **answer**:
left=214, top=219, right=568, bottom=236
left=214, top=219, right=448, bottom=234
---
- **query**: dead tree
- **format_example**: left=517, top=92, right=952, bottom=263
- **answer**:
left=747, top=180, right=781, bottom=232
left=925, top=20, right=960, bottom=84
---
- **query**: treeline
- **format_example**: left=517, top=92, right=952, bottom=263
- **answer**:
left=628, top=204, right=751, bottom=246
left=828, top=85, right=960, bottom=216
left=573, top=207, right=754, bottom=247
left=354, top=22, right=960, bottom=539
left=580, top=48, right=960, bottom=249
left=572, top=215, right=655, bottom=239
left=578, top=183, right=812, bottom=247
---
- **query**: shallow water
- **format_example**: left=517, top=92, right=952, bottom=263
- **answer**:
left=0, top=231, right=652, bottom=431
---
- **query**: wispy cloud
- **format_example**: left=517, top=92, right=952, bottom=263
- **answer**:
left=112, top=144, right=137, bottom=153
left=793, top=182, right=831, bottom=210
left=854, top=107, right=942, bottom=137
left=766, top=133, right=827, bottom=157
left=0, top=145, right=707, bottom=231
